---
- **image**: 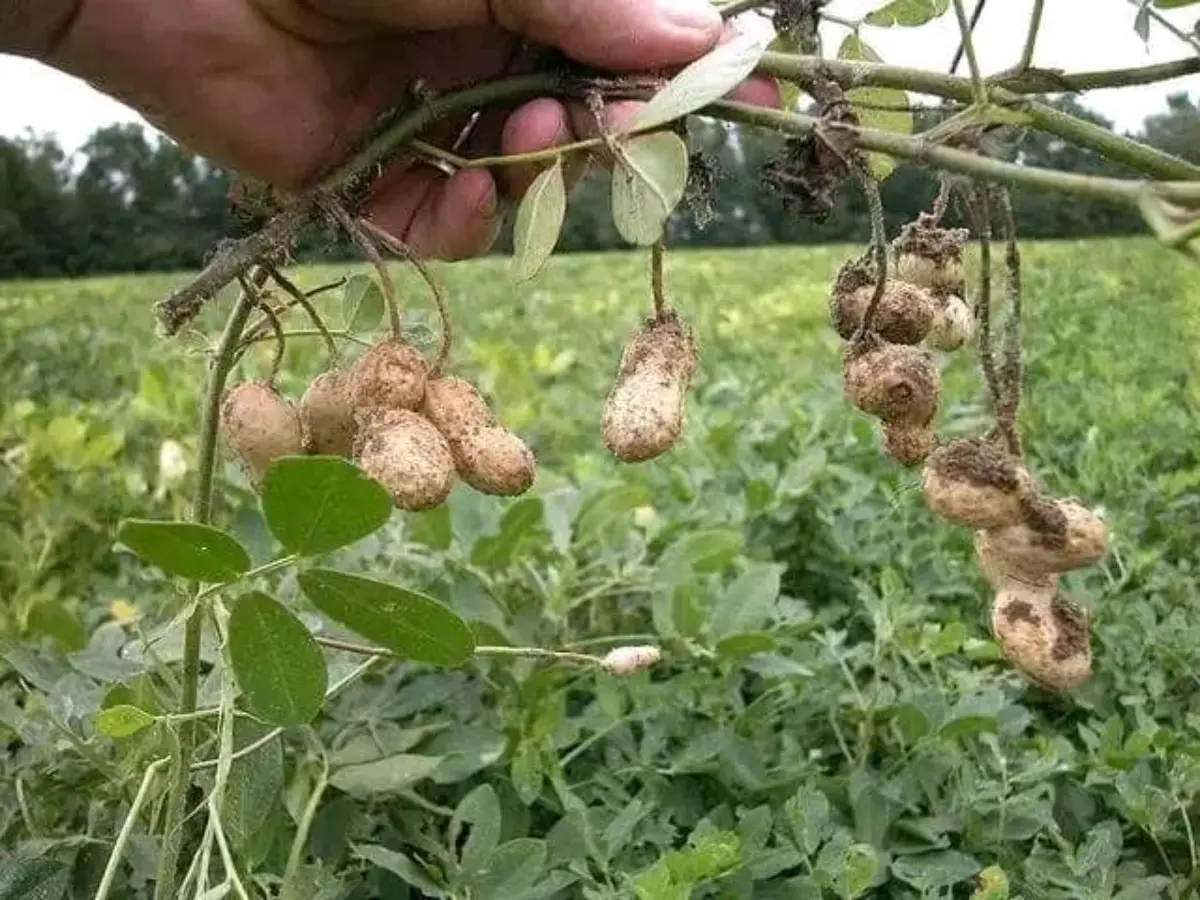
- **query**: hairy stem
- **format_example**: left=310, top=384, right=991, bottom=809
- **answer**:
left=963, top=188, right=1005, bottom=447
left=95, top=758, right=170, bottom=900
left=1018, top=0, right=1045, bottom=71
left=243, top=277, right=285, bottom=385
left=756, top=53, right=1200, bottom=181
left=855, top=171, right=890, bottom=338
left=650, top=241, right=667, bottom=319
left=949, top=0, right=987, bottom=75
left=951, top=0, right=988, bottom=104
left=708, top=98, right=1200, bottom=204
left=359, top=219, right=454, bottom=376
left=266, top=267, right=340, bottom=365
left=996, top=187, right=1024, bottom=457
left=154, top=273, right=260, bottom=900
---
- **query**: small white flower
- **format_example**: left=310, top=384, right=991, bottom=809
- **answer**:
left=633, top=506, right=659, bottom=528
left=158, top=440, right=188, bottom=486
left=601, top=645, right=662, bottom=677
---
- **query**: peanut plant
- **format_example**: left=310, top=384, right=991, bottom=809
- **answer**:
left=22, top=1, right=1200, bottom=897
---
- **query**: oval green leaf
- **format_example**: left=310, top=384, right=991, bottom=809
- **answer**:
left=839, top=35, right=913, bottom=180
left=94, top=704, right=156, bottom=738
left=611, top=131, right=690, bottom=246
left=261, top=456, right=393, bottom=557
left=864, top=0, right=950, bottom=26
left=117, top=519, right=252, bottom=582
left=626, top=16, right=774, bottom=132
left=229, top=591, right=328, bottom=727
left=342, top=274, right=385, bottom=334
left=298, top=568, right=474, bottom=666
left=511, top=157, right=567, bottom=283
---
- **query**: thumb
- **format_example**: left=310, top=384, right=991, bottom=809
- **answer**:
left=290, top=0, right=724, bottom=69
left=491, top=0, right=725, bottom=69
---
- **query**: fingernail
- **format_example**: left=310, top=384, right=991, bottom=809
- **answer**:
left=656, top=0, right=722, bottom=34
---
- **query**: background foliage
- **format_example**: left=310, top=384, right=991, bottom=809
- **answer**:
left=1, top=235, right=1198, bottom=897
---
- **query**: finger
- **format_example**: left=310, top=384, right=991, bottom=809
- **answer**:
left=729, top=74, right=782, bottom=109
left=496, top=98, right=575, bottom=200
left=365, top=166, right=503, bottom=261
left=305, top=0, right=724, bottom=70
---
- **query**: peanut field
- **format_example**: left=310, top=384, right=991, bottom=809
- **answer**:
left=1, top=237, right=1199, bottom=898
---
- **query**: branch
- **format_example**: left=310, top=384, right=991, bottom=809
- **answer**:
left=1017, top=0, right=1045, bottom=71
left=155, top=271, right=260, bottom=900
left=708, top=99, right=1200, bottom=206
left=756, top=52, right=1200, bottom=181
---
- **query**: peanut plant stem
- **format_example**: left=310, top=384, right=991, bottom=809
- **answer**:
left=154, top=276, right=259, bottom=900
left=1018, top=0, right=1045, bottom=71
left=755, top=53, right=1200, bottom=182
left=650, top=242, right=667, bottom=319
left=951, top=0, right=988, bottom=105
left=707, top=99, right=1190, bottom=204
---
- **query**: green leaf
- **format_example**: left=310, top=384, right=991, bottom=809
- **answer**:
left=627, top=16, right=775, bottom=132
left=469, top=839, right=547, bottom=896
left=511, top=157, right=567, bottom=283
left=715, top=631, right=778, bottom=659
left=838, top=35, right=912, bottom=180
left=892, top=850, right=981, bottom=891
left=658, top=528, right=743, bottom=587
left=355, top=844, right=448, bottom=897
left=0, top=858, right=70, bottom=900
left=1154, top=0, right=1200, bottom=7
left=117, top=519, right=251, bottom=582
left=26, top=599, right=86, bottom=653
left=785, top=786, right=832, bottom=857
left=298, top=568, right=474, bottom=666
left=709, top=561, right=783, bottom=640
left=451, top=784, right=503, bottom=875
left=260, top=456, right=392, bottom=556
left=94, top=704, right=155, bottom=738
left=331, top=753, right=445, bottom=796
left=228, top=592, right=327, bottom=727
left=342, top=274, right=385, bottom=334
left=223, top=721, right=283, bottom=855
left=864, top=0, right=950, bottom=26
left=611, top=131, right=690, bottom=246
left=840, top=844, right=880, bottom=899
left=471, top=496, right=545, bottom=570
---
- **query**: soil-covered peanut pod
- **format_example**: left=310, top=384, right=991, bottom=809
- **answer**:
left=601, top=312, right=699, bottom=463
left=843, top=337, right=941, bottom=427
left=891, top=215, right=970, bottom=294
left=828, top=261, right=935, bottom=345
left=973, top=529, right=1059, bottom=592
left=925, top=293, right=975, bottom=352
left=922, top=438, right=1036, bottom=529
left=220, top=380, right=304, bottom=489
left=990, top=586, right=1092, bottom=691
left=300, top=371, right=356, bottom=457
left=348, top=340, right=428, bottom=413
left=882, top=421, right=937, bottom=466
left=422, top=376, right=536, bottom=496
left=353, top=408, right=456, bottom=511
left=976, top=498, right=1109, bottom=578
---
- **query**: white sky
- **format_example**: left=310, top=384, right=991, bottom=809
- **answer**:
left=0, top=0, right=1197, bottom=153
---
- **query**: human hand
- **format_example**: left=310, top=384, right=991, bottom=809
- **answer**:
left=47, top=0, right=780, bottom=260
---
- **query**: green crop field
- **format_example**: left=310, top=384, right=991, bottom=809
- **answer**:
left=2, top=238, right=1199, bottom=898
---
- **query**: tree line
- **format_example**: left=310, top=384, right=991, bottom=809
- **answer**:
left=2, top=92, right=1198, bottom=280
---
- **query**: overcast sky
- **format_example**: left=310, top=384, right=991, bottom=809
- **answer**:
left=0, top=0, right=1197, bottom=153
